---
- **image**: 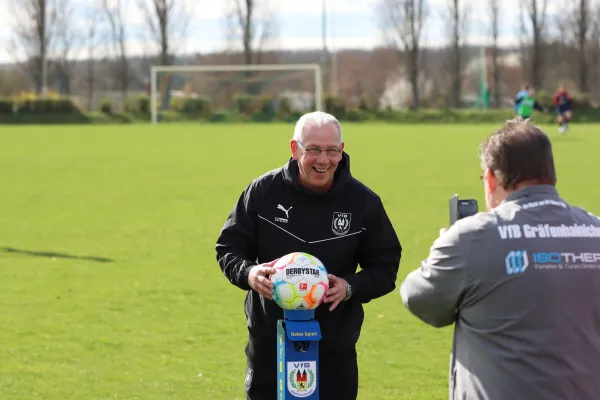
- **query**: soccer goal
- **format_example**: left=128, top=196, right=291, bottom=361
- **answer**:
left=149, top=64, right=323, bottom=124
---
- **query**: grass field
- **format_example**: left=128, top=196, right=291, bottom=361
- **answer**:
left=1, top=122, right=598, bottom=400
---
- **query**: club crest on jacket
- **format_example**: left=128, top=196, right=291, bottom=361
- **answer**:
left=332, top=212, right=351, bottom=236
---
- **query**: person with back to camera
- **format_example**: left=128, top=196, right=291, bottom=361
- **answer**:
left=400, top=118, right=600, bottom=399
left=215, top=111, right=402, bottom=400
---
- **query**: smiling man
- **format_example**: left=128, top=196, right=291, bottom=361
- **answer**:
left=216, top=111, right=402, bottom=400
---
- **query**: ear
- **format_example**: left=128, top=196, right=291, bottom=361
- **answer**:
left=290, top=140, right=299, bottom=160
left=336, top=142, right=345, bottom=160
left=485, top=168, right=496, bottom=192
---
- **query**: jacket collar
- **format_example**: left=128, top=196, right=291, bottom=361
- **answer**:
left=502, top=184, right=559, bottom=203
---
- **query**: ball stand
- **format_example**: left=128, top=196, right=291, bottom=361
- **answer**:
left=277, top=309, right=321, bottom=399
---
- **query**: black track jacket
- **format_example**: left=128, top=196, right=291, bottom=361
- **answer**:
left=215, top=152, right=402, bottom=348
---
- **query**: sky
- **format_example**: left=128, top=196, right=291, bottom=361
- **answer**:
left=0, top=0, right=580, bottom=62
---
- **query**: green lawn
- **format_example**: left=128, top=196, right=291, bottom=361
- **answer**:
left=0, top=122, right=597, bottom=399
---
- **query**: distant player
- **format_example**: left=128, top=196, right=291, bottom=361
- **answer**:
left=515, top=86, right=544, bottom=121
left=553, top=83, right=573, bottom=134
left=513, top=84, right=529, bottom=117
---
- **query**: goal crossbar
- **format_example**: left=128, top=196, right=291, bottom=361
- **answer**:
left=150, top=63, right=323, bottom=124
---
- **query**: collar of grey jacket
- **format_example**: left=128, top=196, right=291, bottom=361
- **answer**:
left=503, top=184, right=559, bottom=203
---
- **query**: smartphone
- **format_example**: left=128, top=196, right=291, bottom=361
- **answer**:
left=449, top=194, right=479, bottom=226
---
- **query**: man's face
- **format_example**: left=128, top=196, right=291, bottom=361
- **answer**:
left=290, top=123, right=344, bottom=193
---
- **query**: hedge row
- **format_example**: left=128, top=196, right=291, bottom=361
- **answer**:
left=2, top=93, right=600, bottom=124
left=3, top=90, right=597, bottom=116
left=153, top=108, right=600, bottom=124
left=0, top=97, right=81, bottom=114
left=151, top=91, right=600, bottom=123
left=3, top=108, right=600, bottom=125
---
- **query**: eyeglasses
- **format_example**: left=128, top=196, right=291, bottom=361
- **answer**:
left=296, top=141, right=341, bottom=157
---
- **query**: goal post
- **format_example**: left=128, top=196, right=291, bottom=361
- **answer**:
left=149, top=63, right=323, bottom=124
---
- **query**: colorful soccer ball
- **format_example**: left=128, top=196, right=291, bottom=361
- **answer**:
left=270, top=252, right=329, bottom=310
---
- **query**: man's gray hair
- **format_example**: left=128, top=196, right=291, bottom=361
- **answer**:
left=292, top=111, right=343, bottom=143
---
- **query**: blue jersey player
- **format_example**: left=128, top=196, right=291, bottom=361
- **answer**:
left=553, top=83, right=573, bottom=134
left=513, top=84, right=529, bottom=116
left=515, top=87, right=544, bottom=120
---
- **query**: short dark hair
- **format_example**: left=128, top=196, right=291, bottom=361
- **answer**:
left=478, top=118, right=557, bottom=190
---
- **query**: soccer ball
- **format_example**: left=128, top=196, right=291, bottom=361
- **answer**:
left=270, top=252, right=329, bottom=310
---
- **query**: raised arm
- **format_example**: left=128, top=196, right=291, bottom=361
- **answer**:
left=400, top=224, right=473, bottom=328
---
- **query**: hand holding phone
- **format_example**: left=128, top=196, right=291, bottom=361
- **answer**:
left=449, top=194, right=478, bottom=226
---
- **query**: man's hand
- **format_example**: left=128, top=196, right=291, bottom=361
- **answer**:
left=323, top=274, right=348, bottom=312
left=248, top=260, right=278, bottom=300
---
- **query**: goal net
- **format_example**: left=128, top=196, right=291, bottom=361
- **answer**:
left=149, top=64, right=323, bottom=124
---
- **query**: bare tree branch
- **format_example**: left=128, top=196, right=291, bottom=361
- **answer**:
left=228, top=0, right=277, bottom=65
left=378, top=0, right=428, bottom=109
left=102, top=0, right=129, bottom=104
left=590, top=4, right=600, bottom=100
left=576, top=0, right=589, bottom=92
left=139, top=0, right=193, bottom=65
left=446, top=0, right=469, bottom=107
left=520, top=0, right=548, bottom=89
left=489, top=0, right=501, bottom=106
left=53, top=0, right=81, bottom=95
left=8, top=0, right=61, bottom=94
left=84, top=1, right=103, bottom=111
left=557, top=0, right=591, bottom=92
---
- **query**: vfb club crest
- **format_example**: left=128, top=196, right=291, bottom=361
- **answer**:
left=332, top=212, right=351, bottom=236
left=287, top=361, right=317, bottom=397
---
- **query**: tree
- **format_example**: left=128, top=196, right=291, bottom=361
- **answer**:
left=102, top=0, right=129, bottom=103
left=575, top=0, right=589, bottom=92
left=589, top=3, right=600, bottom=101
left=140, top=0, right=192, bottom=66
left=379, top=0, right=429, bottom=110
left=225, top=0, right=277, bottom=95
left=489, top=0, right=501, bottom=107
left=558, top=0, right=591, bottom=92
left=53, top=0, right=78, bottom=95
left=520, top=0, right=548, bottom=89
left=84, top=2, right=102, bottom=111
left=139, top=0, right=192, bottom=113
left=446, top=0, right=469, bottom=107
left=227, top=0, right=276, bottom=65
left=8, top=0, right=61, bottom=94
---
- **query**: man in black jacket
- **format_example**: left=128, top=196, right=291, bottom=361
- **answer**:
left=215, top=111, right=402, bottom=400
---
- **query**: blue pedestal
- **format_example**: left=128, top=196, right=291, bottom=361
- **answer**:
left=277, top=309, right=321, bottom=399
